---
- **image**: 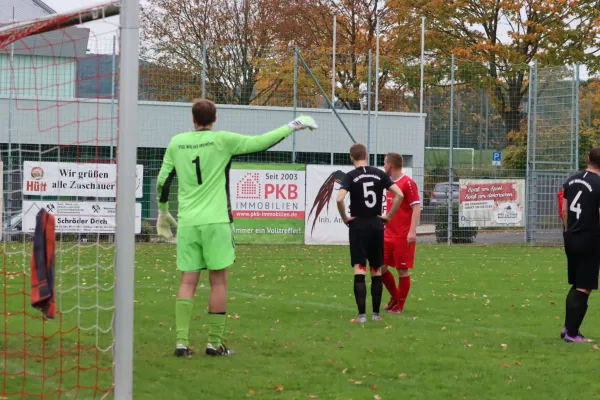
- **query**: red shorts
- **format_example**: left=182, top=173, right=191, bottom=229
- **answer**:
left=384, top=236, right=416, bottom=269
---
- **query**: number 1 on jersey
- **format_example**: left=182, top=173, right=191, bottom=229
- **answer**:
left=192, top=156, right=202, bottom=185
left=570, top=190, right=582, bottom=219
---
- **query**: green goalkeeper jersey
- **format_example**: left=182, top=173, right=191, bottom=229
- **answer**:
left=156, top=125, right=293, bottom=227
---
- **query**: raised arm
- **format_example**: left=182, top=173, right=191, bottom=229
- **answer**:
left=222, top=125, right=293, bottom=156
left=222, top=116, right=317, bottom=156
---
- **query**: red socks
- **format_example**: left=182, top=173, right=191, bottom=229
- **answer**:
left=382, top=270, right=398, bottom=299
left=398, top=275, right=411, bottom=309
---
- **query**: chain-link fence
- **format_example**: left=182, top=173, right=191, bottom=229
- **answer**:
left=2, top=36, right=596, bottom=247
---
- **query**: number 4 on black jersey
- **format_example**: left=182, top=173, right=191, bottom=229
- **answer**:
left=563, top=170, right=600, bottom=235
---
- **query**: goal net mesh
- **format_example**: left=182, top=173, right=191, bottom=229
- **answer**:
left=1, top=3, right=122, bottom=398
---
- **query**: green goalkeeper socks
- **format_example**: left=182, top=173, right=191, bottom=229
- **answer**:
left=175, top=298, right=194, bottom=347
left=208, top=312, right=227, bottom=348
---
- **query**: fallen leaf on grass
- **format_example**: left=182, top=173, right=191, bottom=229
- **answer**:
left=275, top=385, right=284, bottom=392
left=501, top=344, right=508, bottom=349
left=502, top=364, right=509, bottom=368
left=593, top=345, right=600, bottom=350
left=342, top=368, right=348, bottom=374
left=399, top=373, right=407, bottom=378
left=374, top=395, right=382, bottom=400
left=514, top=361, right=521, bottom=366
left=308, top=396, right=319, bottom=399
left=248, top=389, right=256, bottom=395
left=355, top=381, right=363, bottom=385
left=442, top=326, right=447, bottom=331
left=371, top=384, right=378, bottom=390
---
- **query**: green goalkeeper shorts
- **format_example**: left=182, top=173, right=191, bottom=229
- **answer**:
left=176, top=223, right=235, bottom=272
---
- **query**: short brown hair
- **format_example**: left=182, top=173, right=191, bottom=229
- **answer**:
left=386, top=152, right=403, bottom=169
left=589, top=147, right=600, bottom=168
left=192, top=99, right=217, bottom=126
left=349, top=143, right=367, bottom=161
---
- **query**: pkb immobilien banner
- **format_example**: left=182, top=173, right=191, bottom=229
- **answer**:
left=229, top=164, right=305, bottom=244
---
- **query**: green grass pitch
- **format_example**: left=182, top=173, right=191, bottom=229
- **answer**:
left=2, top=243, right=600, bottom=399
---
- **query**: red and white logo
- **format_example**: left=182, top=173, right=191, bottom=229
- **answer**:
left=236, top=172, right=261, bottom=199
left=30, top=166, right=44, bottom=180
left=27, top=166, right=47, bottom=192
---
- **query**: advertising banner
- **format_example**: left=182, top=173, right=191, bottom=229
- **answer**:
left=22, top=201, right=142, bottom=234
left=229, top=163, right=305, bottom=244
left=23, top=161, right=144, bottom=198
left=458, top=179, right=526, bottom=227
left=305, top=165, right=412, bottom=245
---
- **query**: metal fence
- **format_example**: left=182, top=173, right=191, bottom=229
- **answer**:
left=1, top=38, right=595, bottom=247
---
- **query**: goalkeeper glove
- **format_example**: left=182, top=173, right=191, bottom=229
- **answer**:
left=288, top=115, right=318, bottom=131
left=156, top=210, right=178, bottom=239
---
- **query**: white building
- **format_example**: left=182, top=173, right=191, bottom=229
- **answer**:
left=0, top=0, right=90, bottom=98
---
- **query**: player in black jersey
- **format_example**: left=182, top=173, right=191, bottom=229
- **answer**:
left=560, top=147, right=600, bottom=343
left=336, top=144, right=405, bottom=323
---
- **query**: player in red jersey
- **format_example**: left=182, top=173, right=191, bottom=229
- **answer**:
left=381, top=153, right=421, bottom=313
left=558, top=189, right=565, bottom=219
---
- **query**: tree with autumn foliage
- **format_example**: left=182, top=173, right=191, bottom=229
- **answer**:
left=394, top=0, right=600, bottom=137
left=140, top=0, right=292, bottom=105
left=275, top=0, right=400, bottom=110
left=580, top=78, right=600, bottom=128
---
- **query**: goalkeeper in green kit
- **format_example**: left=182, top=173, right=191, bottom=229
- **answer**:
left=156, top=99, right=317, bottom=357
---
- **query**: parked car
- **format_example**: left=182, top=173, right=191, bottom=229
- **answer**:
left=429, top=182, right=460, bottom=207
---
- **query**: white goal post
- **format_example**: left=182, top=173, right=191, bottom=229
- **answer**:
left=0, top=2, right=139, bottom=399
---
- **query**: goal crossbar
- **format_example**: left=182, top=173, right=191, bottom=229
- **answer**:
left=0, top=1, right=120, bottom=49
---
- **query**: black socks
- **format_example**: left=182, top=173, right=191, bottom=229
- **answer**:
left=371, top=276, right=383, bottom=314
left=354, top=274, right=384, bottom=315
left=565, top=287, right=589, bottom=337
left=354, top=275, right=367, bottom=315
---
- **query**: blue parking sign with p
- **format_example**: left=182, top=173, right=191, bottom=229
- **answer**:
left=492, top=151, right=502, bottom=166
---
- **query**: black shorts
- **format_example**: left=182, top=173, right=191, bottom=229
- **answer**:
left=348, top=218, right=384, bottom=268
left=564, top=232, right=600, bottom=290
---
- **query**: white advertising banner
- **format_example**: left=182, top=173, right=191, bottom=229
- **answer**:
left=23, top=161, right=144, bottom=198
left=22, top=201, right=142, bottom=234
left=228, top=168, right=306, bottom=244
left=229, top=169, right=306, bottom=220
left=304, top=165, right=412, bottom=245
left=458, top=179, right=526, bottom=228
